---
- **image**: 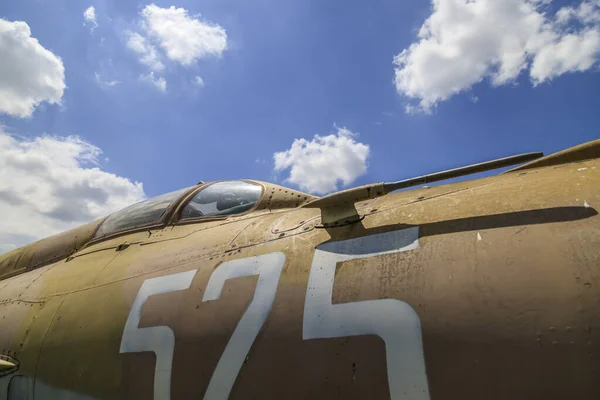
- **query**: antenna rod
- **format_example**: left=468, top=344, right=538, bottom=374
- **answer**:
left=383, top=151, right=543, bottom=193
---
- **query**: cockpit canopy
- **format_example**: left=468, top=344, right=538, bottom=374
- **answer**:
left=93, top=186, right=192, bottom=239
left=0, top=178, right=316, bottom=281
left=93, top=180, right=263, bottom=240
left=180, top=181, right=262, bottom=219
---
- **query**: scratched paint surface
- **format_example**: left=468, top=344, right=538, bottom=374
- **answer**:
left=304, top=228, right=430, bottom=400
left=0, top=147, right=598, bottom=399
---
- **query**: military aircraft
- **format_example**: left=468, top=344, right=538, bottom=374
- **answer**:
left=0, top=139, right=598, bottom=400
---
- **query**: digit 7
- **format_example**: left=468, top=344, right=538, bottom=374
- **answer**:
left=202, top=252, right=285, bottom=400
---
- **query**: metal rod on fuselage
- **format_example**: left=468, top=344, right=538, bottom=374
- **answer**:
left=383, top=152, right=544, bottom=193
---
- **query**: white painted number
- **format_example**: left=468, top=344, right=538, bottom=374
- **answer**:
left=121, top=229, right=429, bottom=399
left=120, top=269, right=197, bottom=400
left=303, top=227, right=430, bottom=400
left=120, top=254, right=284, bottom=400
left=201, top=252, right=285, bottom=400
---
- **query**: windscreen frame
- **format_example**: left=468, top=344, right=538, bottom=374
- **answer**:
left=89, top=185, right=200, bottom=244
left=174, top=180, right=265, bottom=225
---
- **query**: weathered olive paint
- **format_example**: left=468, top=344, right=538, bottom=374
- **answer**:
left=0, top=140, right=599, bottom=399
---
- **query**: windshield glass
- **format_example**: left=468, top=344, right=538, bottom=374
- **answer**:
left=181, top=181, right=262, bottom=219
left=94, top=187, right=192, bottom=238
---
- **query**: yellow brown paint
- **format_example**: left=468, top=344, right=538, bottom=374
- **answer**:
left=0, top=139, right=598, bottom=399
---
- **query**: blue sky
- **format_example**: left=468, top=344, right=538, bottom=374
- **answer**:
left=0, top=0, right=599, bottom=251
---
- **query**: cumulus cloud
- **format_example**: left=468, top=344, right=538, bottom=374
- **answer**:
left=556, top=0, right=600, bottom=25
left=0, top=19, right=65, bottom=118
left=0, top=130, right=145, bottom=254
left=273, top=126, right=370, bottom=195
left=124, top=4, right=227, bottom=90
left=125, top=30, right=164, bottom=71
left=141, top=4, right=227, bottom=66
left=83, top=6, right=98, bottom=31
left=530, top=29, right=600, bottom=83
left=394, top=0, right=600, bottom=112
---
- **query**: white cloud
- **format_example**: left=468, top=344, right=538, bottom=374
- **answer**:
left=404, top=104, right=418, bottom=115
left=123, top=4, right=227, bottom=90
left=394, top=0, right=600, bottom=112
left=0, top=19, right=65, bottom=118
left=95, top=72, right=119, bottom=87
left=0, top=130, right=145, bottom=254
left=141, top=4, right=227, bottom=66
left=556, top=0, right=600, bottom=25
left=193, top=75, right=204, bottom=86
left=530, top=28, right=600, bottom=84
left=273, top=126, right=370, bottom=195
left=125, top=30, right=164, bottom=71
left=83, top=6, right=98, bottom=31
left=140, top=71, right=166, bottom=92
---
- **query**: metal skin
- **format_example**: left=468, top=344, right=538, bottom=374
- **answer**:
left=0, top=140, right=599, bottom=399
